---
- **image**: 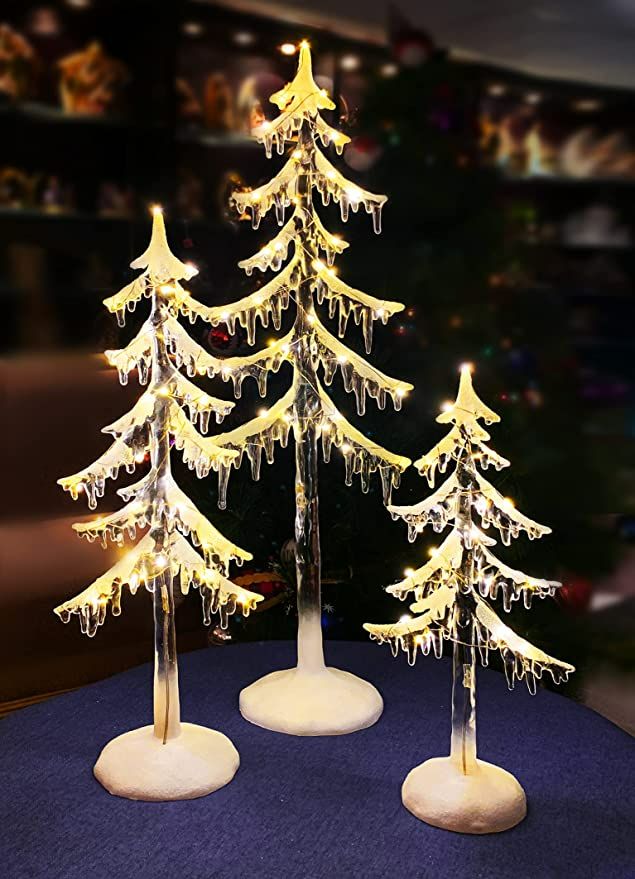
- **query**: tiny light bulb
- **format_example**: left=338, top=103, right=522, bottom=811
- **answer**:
left=441, top=401, right=453, bottom=413
left=337, top=354, right=347, bottom=363
left=427, top=546, right=438, bottom=558
left=341, top=443, right=352, bottom=453
left=404, top=567, right=415, bottom=578
left=280, top=42, right=296, bottom=56
left=380, top=62, right=398, bottom=78
left=504, top=496, right=515, bottom=508
left=151, top=204, right=163, bottom=216
left=221, top=310, right=230, bottom=320
left=156, top=554, right=167, bottom=567
left=258, top=408, right=268, bottom=417
left=292, top=149, right=302, bottom=159
left=300, top=39, right=310, bottom=49
left=399, top=614, right=411, bottom=624
left=396, top=388, right=406, bottom=398
left=340, top=54, right=360, bottom=72
left=460, top=361, right=473, bottom=373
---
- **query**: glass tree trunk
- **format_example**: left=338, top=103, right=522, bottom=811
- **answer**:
left=450, top=450, right=477, bottom=773
left=149, top=283, right=181, bottom=741
left=293, top=121, right=325, bottom=674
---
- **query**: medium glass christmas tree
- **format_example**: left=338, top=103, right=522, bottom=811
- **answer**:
left=184, top=42, right=412, bottom=735
left=56, top=208, right=263, bottom=800
left=365, top=364, right=574, bottom=832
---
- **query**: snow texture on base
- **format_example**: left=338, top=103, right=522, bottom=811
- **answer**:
left=94, top=722, right=239, bottom=801
left=402, top=756, right=527, bottom=834
left=239, top=666, right=383, bottom=736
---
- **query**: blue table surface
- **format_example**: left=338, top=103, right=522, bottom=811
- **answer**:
left=1, top=640, right=633, bottom=879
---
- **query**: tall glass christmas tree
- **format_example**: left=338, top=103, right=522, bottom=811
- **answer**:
left=55, top=208, right=263, bottom=800
left=183, top=42, right=412, bottom=735
left=365, top=364, right=574, bottom=832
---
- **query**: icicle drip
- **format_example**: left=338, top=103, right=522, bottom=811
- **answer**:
left=475, top=471, right=551, bottom=543
left=318, top=416, right=405, bottom=504
left=172, top=425, right=236, bottom=484
left=238, top=206, right=348, bottom=277
left=474, top=545, right=561, bottom=607
left=254, top=113, right=349, bottom=160
left=233, top=160, right=299, bottom=229
left=196, top=257, right=299, bottom=346
left=116, top=469, right=252, bottom=569
left=55, top=531, right=261, bottom=637
left=163, top=316, right=224, bottom=378
left=103, top=275, right=150, bottom=328
left=198, top=573, right=262, bottom=627
left=212, top=387, right=296, bottom=504
left=311, top=264, right=403, bottom=354
left=169, top=371, right=234, bottom=429
left=366, top=625, right=448, bottom=667
left=313, top=317, right=411, bottom=415
left=58, top=431, right=149, bottom=510
left=472, top=596, right=574, bottom=690
left=105, top=322, right=153, bottom=387
left=415, top=425, right=509, bottom=488
left=312, top=149, right=386, bottom=234
left=219, top=332, right=293, bottom=400
left=73, top=501, right=150, bottom=549
left=316, top=383, right=409, bottom=502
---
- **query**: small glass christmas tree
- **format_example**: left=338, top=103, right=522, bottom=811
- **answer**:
left=56, top=208, right=263, bottom=801
left=180, top=42, right=412, bottom=735
left=365, top=364, right=574, bottom=833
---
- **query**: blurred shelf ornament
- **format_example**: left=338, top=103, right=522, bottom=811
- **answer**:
left=0, top=23, right=38, bottom=100
left=57, top=41, right=128, bottom=115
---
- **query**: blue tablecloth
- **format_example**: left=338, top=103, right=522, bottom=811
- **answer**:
left=1, top=641, right=633, bottom=879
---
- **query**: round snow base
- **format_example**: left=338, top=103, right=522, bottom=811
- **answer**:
left=239, top=666, right=383, bottom=736
left=93, top=722, right=239, bottom=801
left=402, top=756, right=527, bottom=834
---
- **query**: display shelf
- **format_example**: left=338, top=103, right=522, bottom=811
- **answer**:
left=0, top=101, right=131, bottom=128
left=502, top=174, right=635, bottom=189
left=177, top=129, right=260, bottom=149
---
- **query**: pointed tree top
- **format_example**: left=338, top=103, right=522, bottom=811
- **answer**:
left=436, top=364, right=500, bottom=427
left=269, top=41, right=335, bottom=114
left=130, top=206, right=198, bottom=283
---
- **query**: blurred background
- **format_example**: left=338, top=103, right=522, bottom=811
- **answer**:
left=1, top=0, right=633, bottom=732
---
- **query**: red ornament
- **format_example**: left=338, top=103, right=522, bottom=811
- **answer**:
left=344, top=135, right=382, bottom=172
left=557, top=576, right=593, bottom=614
left=207, top=325, right=232, bottom=351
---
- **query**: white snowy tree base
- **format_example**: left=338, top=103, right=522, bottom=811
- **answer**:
left=401, top=756, right=527, bottom=834
left=239, top=666, right=383, bottom=736
left=93, top=722, right=239, bottom=801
